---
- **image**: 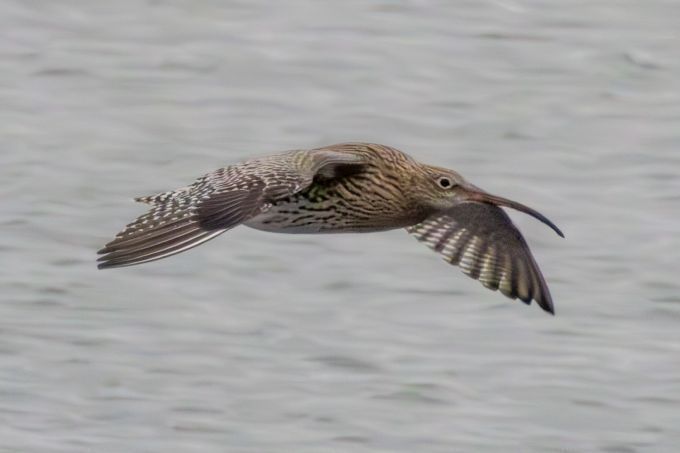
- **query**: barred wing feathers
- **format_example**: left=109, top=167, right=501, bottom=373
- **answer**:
left=97, top=148, right=367, bottom=269
left=407, top=202, right=555, bottom=314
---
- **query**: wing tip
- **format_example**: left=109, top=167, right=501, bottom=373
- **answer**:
left=97, top=261, right=114, bottom=270
left=96, top=258, right=145, bottom=270
left=96, top=253, right=125, bottom=270
left=537, top=296, right=556, bottom=315
left=533, top=279, right=556, bottom=315
left=96, top=228, right=227, bottom=270
left=507, top=292, right=555, bottom=315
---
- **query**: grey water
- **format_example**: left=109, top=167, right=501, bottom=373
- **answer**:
left=1, top=1, right=679, bottom=452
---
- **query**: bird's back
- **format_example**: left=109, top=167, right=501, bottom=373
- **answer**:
left=246, top=144, right=427, bottom=233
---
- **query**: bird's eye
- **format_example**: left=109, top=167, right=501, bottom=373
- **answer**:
left=437, top=177, right=453, bottom=189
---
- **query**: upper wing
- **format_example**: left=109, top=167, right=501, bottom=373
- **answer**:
left=196, top=147, right=368, bottom=228
left=97, top=148, right=368, bottom=269
left=406, top=202, right=555, bottom=314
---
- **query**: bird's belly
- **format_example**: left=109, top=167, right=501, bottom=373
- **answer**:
left=244, top=201, right=391, bottom=234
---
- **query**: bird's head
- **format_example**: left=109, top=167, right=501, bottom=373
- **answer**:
left=418, top=164, right=564, bottom=237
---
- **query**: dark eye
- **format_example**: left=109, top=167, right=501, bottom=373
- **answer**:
left=437, top=177, right=453, bottom=189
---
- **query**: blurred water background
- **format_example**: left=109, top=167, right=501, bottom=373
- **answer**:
left=2, top=1, right=680, bottom=452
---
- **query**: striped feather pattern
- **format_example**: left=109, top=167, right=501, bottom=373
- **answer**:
left=96, top=186, right=235, bottom=269
left=97, top=147, right=369, bottom=268
left=406, top=202, right=555, bottom=314
left=97, top=142, right=558, bottom=315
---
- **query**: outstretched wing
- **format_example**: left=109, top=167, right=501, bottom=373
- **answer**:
left=406, top=202, right=555, bottom=314
left=97, top=148, right=368, bottom=269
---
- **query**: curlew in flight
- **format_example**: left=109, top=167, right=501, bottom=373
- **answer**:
left=98, top=143, right=563, bottom=314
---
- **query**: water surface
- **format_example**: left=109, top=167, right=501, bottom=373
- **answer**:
left=1, top=1, right=679, bottom=452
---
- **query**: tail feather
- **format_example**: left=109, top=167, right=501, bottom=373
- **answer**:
left=134, top=187, right=192, bottom=205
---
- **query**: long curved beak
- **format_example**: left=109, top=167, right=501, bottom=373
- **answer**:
left=460, top=184, right=565, bottom=238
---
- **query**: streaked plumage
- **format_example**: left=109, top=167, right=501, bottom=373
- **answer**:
left=98, top=143, right=563, bottom=314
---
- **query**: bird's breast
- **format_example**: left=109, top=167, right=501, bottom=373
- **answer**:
left=245, top=173, right=420, bottom=233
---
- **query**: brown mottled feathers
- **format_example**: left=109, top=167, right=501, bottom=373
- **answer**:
left=97, top=148, right=368, bottom=269
left=406, top=202, right=555, bottom=314
left=98, top=143, right=560, bottom=315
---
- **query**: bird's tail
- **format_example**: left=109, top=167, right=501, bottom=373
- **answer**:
left=97, top=186, right=226, bottom=269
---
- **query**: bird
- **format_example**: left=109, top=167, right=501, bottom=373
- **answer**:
left=97, top=143, right=563, bottom=314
